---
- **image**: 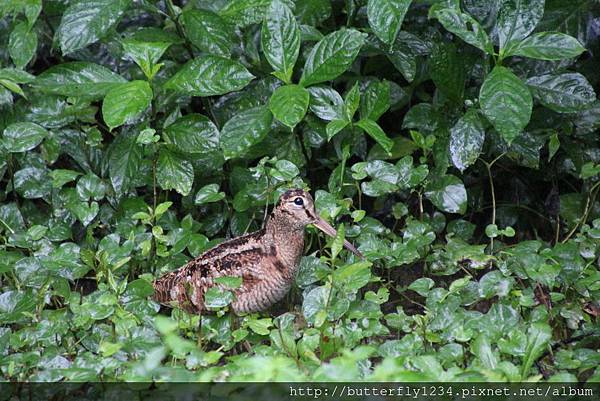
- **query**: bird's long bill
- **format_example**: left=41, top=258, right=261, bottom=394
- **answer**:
left=313, top=217, right=363, bottom=258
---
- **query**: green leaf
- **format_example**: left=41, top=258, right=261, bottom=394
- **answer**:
left=449, top=110, right=485, bottom=171
left=220, top=0, right=272, bottom=27
left=431, top=8, right=493, bottom=54
left=102, top=80, right=152, bottom=130
left=356, top=119, right=393, bottom=154
left=261, top=0, right=300, bottom=83
left=504, top=32, right=586, bottom=60
left=496, top=0, right=545, bottom=49
left=360, top=80, right=391, bottom=121
left=247, top=317, right=272, bottom=335
left=122, top=39, right=170, bottom=80
left=183, top=9, right=234, bottom=57
left=521, top=323, right=552, bottom=379
left=33, top=62, right=127, bottom=100
left=220, top=106, right=273, bottom=159
left=299, top=28, right=366, bottom=87
left=8, top=22, right=37, bottom=69
left=165, top=55, right=254, bottom=96
left=343, top=82, right=360, bottom=121
left=425, top=175, right=467, bottom=214
left=57, top=0, right=132, bottom=54
left=50, top=169, right=81, bottom=188
left=2, top=122, right=47, bottom=153
left=479, top=66, right=532, bottom=144
left=108, top=133, right=143, bottom=194
left=308, top=86, right=345, bottom=121
left=408, top=277, right=434, bottom=296
left=76, top=173, right=106, bottom=201
left=526, top=73, right=596, bottom=113
left=163, top=114, right=220, bottom=154
left=204, top=287, right=234, bottom=308
left=472, top=335, right=498, bottom=370
left=194, top=184, right=226, bottom=205
left=268, top=84, right=309, bottom=128
left=14, top=167, right=51, bottom=199
left=214, top=276, right=243, bottom=289
left=157, top=148, right=194, bottom=196
left=302, top=285, right=330, bottom=325
left=367, top=0, right=411, bottom=45
left=333, top=261, right=372, bottom=292
left=429, top=42, right=465, bottom=102
left=326, top=119, right=349, bottom=140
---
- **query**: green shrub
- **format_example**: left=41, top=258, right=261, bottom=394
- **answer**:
left=0, top=0, right=599, bottom=382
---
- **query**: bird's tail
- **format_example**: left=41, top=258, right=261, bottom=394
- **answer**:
left=152, top=272, right=179, bottom=306
left=152, top=270, right=198, bottom=313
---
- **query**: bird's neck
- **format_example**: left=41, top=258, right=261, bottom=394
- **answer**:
left=265, top=213, right=305, bottom=269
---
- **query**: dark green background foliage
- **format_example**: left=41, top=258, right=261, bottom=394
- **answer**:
left=0, top=0, right=599, bottom=382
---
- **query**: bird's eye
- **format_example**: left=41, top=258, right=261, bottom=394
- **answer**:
left=294, top=197, right=304, bottom=206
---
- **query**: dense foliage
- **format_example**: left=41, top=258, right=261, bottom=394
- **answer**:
left=1, top=0, right=600, bottom=382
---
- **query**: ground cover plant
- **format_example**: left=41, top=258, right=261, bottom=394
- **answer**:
left=0, top=0, right=599, bottom=382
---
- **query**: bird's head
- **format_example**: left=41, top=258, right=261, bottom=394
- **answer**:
left=274, top=189, right=363, bottom=258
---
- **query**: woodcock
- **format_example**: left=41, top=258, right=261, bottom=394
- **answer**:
left=153, top=189, right=362, bottom=314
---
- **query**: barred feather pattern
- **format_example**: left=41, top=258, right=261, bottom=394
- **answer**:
left=152, top=216, right=305, bottom=314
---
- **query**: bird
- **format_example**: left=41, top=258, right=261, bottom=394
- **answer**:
left=152, top=189, right=363, bottom=315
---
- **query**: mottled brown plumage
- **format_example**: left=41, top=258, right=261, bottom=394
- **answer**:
left=153, top=189, right=362, bottom=314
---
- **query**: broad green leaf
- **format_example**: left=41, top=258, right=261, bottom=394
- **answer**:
left=8, top=22, right=37, bottom=69
left=246, top=317, right=272, bottom=335
left=343, top=82, right=360, bottom=121
left=302, top=285, right=330, bottom=325
left=108, top=133, right=143, bottom=194
left=431, top=8, right=493, bottom=54
left=183, top=9, right=234, bottom=57
left=33, top=62, right=127, bottom=100
left=425, top=175, right=467, bottom=214
left=204, top=287, right=234, bottom=308
left=195, top=184, right=226, bottom=205
left=57, top=0, right=132, bottom=54
left=333, top=261, right=372, bottom=292
left=0, top=68, right=36, bottom=84
left=526, top=73, right=596, bottom=113
left=0, top=290, right=36, bottom=324
left=76, top=173, right=106, bottom=201
left=220, top=106, right=273, bottom=159
left=360, top=80, right=391, bottom=121
left=268, top=84, right=309, bottom=128
left=163, top=114, right=220, bottom=154
left=308, top=86, right=345, bottom=121
left=122, top=39, right=170, bottom=80
left=165, top=55, right=254, bottom=96
left=472, top=335, right=498, bottom=370
left=408, top=277, right=434, bottom=296
left=1, top=122, right=47, bottom=152
left=157, top=148, right=194, bottom=196
left=496, top=0, right=544, bottom=48
left=261, top=0, right=300, bottom=83
left=504, top=32, right=586, bottom=60
left=295, top=0, right=331, bottom=25
left=326, top=119, right=349, bottom=140
left=14, top=167, right=51, bottom=199
left=429, top=42, right=465, bottom=102
left=356, top=119, right=393, bottom=154
left=50, top=169, right=81, bottom=188
left=479, top=66, right=532, bottom=144
left=220, top=0, right=272, bottom=27
left=367, top=0, right=411, bottom=45
left=102, top=81, right=152, bottom=130
left=299, top=28, right=366, bottom=87
left=521, top=323, right=552, bottom=379
left=449, top=110, right=485, bottom=171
